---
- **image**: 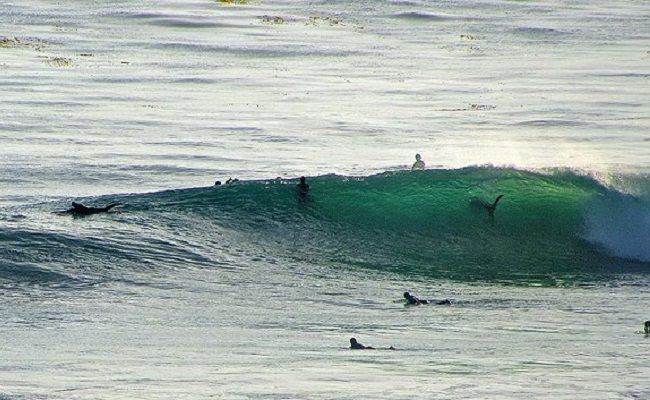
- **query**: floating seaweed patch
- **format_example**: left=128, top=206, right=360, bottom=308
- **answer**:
left=215, top=0, right=248, bottom=4
left=259, top=15, right=285, bottom=24
left=0, top=37, right=18, bottom=48
left=308, top=16, right=341, bottom=26
left=54, top=24, right=77, bottom=33
left=438, top=103, right=497, bottom=112
left=306, top=15, right=364, bottom=31
left=46, top=57, right=73, bottom=67
left=1, top=36, right=45, bottom=50
left=470, top=103, right=496, bottom=110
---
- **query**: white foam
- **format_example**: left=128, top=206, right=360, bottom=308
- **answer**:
left=584, top=192, right=650, bottom=262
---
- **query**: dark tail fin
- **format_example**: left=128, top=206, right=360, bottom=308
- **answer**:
left=491, top=195, right=504, bottom=209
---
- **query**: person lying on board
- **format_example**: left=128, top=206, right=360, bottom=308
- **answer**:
left=55, top=202, right=121, bottom=216
left=350, top=338, right=373, bottom=349
left=403, top=291, right=451, bottom=306
left=349, top=337, right=395, bottom=350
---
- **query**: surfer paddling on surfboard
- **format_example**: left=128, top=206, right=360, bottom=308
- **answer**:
left=350, top=338, right=373, bottom=349
left=55, top=202, right=122, bottom=216
left=349, top=338, right=395, bottom=350
left=403, top=292, right=451, bottom=306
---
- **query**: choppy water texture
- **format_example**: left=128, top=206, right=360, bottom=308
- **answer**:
left=1, top=0, right=649, bottom=399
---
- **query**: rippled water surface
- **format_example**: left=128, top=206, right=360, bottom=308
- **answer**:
left=1, top=0, right=649, bottom=399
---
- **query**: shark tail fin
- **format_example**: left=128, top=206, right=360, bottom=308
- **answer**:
left=492, top=195, right=504, bottom=208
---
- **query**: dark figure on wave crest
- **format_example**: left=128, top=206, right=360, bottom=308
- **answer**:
left=55, top=202, right=122, bottom=216
left=470, top=194, right=504, bottom=223
left=404, top=292, right=451, bottom=306
left=296, top=176, right=310, bottom=203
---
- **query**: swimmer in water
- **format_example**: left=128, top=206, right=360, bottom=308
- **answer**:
left=411, top=153, right=425, bottom=170
left=644, top=320, right=650, bottom=335
left=350, top=338, right=373, bottom=349
left=57, top=202, right=121, bottom=216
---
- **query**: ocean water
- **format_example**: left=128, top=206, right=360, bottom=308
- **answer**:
left=1, top=0, right=650, bottom=399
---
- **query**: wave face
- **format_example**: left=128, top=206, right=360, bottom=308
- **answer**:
left=2, top=167, right=649, bottom=287
left=125, top=167, right=650, bottom=281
